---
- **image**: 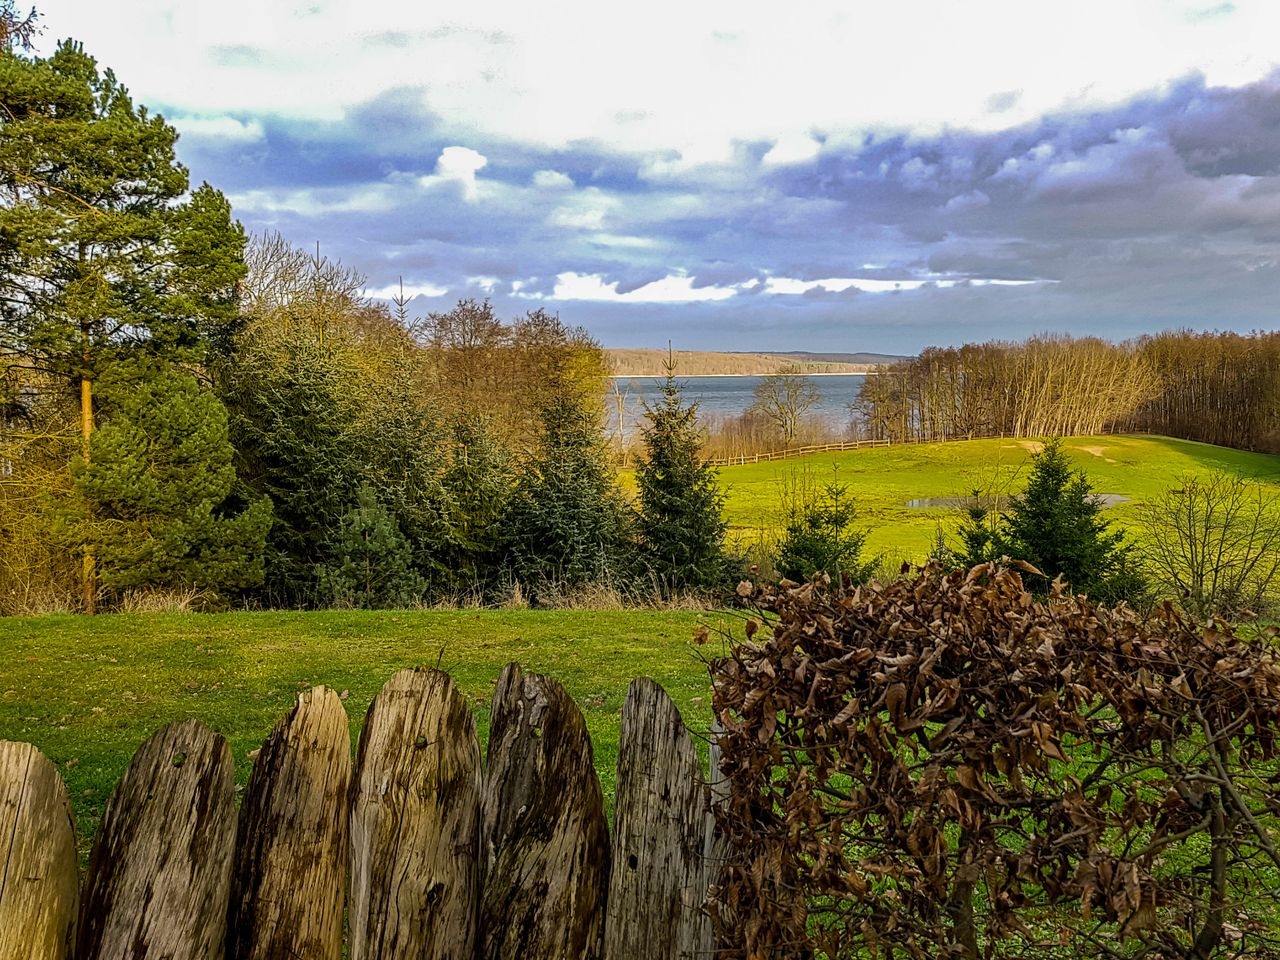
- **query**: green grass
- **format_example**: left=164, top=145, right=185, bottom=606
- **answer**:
left=11, top=433, right=1280, bottom=858
left=0, top=609, right=722, bottom=856
left=713, top=434, right=1280, bottom=561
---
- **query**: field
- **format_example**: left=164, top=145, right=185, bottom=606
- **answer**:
left=0, top=609, right=716, bottom=855
left=715, top=434, right=1280, bottom=561
left=8, top=433, right=1280, bottom=856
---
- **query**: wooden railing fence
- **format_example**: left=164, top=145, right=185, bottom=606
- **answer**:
left=0, top=663, right=726, bottom=960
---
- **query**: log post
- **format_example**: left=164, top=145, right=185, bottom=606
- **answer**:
left=604, top=678, right=713, bottom=960
left=480, top=663, right=609, bottom=959
left=77, top=719, right=237, bottom=960
left=349, top=667, right=481, bottom=960
left=0, top=741, right=78, bottom=960
left=228, top=686, right=351, bottom=960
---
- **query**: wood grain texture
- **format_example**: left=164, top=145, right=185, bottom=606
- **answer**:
left=0, top=741, right=78, bottom=960
left=349, top=667, right=481, bottom=960
left=77, top=719, right=236, bottom=960
left=480, top=662, right=609, bottom=960
left=604, top=677, right=713, bottom=960
left=228, top=686, right=351, bottom=960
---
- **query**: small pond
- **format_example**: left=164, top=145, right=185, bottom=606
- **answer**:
left=906, top=494, right=1131, bottom=509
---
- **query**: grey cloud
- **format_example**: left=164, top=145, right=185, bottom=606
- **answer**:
left=166, top=67, right=1280, bottom=351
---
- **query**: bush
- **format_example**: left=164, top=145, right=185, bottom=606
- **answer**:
left=775, top=478, right=875, bottom=586
left=1138, top=471, right=1280, bottom=619
left=712, top=565, right=1280, bottom=959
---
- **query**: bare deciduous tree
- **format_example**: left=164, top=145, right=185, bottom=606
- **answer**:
left=750, top=365, right=820, bottom=444
left=1138, top=472, right=1280, bottom=618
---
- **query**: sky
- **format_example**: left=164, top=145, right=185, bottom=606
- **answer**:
left=32, top=0, right=1280, bottom=352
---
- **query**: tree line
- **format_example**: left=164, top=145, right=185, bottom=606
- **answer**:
left=856, top=330, right=1280, bottom=452
left=0, top=35, right=736, bottom=613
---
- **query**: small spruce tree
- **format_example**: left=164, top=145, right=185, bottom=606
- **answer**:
left=504, top=393, right=633, bottom=592
left=439, top=415, right=514, bottom=594
left=949, top=439, right=1144, bottom=604
left=636, top=361, right=729, bottom=591
left=316, top=486, right=425, bottom=609
left=776, top=478, right=876, bottom=585
left=63, top=362, right=272, bottom=598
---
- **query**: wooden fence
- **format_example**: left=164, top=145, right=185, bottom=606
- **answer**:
left=0, top=664, right=726, bottom=960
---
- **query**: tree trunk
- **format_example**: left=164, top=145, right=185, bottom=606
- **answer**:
left=79, top=362, right=95, bottom=614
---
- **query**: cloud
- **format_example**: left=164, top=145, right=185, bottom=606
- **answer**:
left=99, top=48, right=1280, bottom=351
left=532, top=169, right=574, bottom=189
left=171, top=115, right=264, bottom=142
left=427, top=146, right=488, bottom=200
left=547, top=272, right=739, bottom=303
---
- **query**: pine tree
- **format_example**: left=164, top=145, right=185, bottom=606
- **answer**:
left=439, top=415, right=513, bottom=594
left=0, top=41, right=246, bottom=607
left=636, top=362, right=728, bottom=590
left=991, top=439, right=1144, bottom=603
left=776, top=479, right=876, bottom=585
left=316, top=486, right=425, bottom=609
left=62, top=362, right=271, bottom=598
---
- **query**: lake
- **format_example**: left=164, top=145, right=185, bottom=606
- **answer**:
left=609, top=373, right=866, bottom=434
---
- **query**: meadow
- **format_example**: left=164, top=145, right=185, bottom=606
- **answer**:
left=0, top=609, right=717, bottom=855
left=714, top=433, right=1280, bottom=562
left=7, top=432, right=1280, bottom=855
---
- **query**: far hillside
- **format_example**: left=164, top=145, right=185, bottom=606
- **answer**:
left=607, top=348, right=896, bottom=377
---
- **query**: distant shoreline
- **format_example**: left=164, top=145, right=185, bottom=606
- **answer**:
left=610, top=371, right=882, bottom=379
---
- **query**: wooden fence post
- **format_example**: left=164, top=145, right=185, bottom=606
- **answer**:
left=0, top=741, right=78, bottom=960
left=228, top=686, right=351, bottom=960
left=77, top=719, right=236, bottom=960
left=480, top=663, right=609, bottom=960
left=349, top=668, right=481, bottom=960
left=604, top=678, right=714, bottom=960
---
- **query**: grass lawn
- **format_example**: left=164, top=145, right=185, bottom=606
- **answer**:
left=0, top=609, right=722, bottom=857
left=714, top=434, right=1280, bottom=562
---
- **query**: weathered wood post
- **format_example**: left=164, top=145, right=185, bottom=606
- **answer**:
left=228, top=686, right=351, bottom=960
left=349, top=667, right=482, bottom=960
left=604, top=678, right=714, bottom=960
left=480, top=663, right=610, bottom=959
left=0, top=741, right=78, bottom=960
left=77, top=719, right=237, bottom=960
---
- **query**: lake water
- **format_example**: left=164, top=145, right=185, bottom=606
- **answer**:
left=609, top=374, right=866, bottom=434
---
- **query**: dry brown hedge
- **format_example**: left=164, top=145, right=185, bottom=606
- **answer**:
left=709, top=563, right=1280, bottom=959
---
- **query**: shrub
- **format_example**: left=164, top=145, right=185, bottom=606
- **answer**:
left=711, top=565, right=1280, bottom=958
left=775, top=478, right=875, bottom=586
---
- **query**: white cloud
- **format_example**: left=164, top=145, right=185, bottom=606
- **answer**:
left=34, top=0, right=1280, bottom=159
left=365, top=281, right=449, bottom=299
left=549, top=272, right=738, bottom=303
left=425, top=146, right=488, bottom=200
left=532, top=169, right=575, bottom=189
left=171, top=115, right=264, bottom=142
left=761, top=134, right=822, bottom=167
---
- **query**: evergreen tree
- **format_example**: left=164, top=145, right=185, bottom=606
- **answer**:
left=438, top=415, right=514, bottom=594
left=0, top=41, right=246, bottom=606
left=316, top=486, right=425, bottom=609
left=776, top=479, right=876, bottom=585
left=61, top=362, right=271, bottom=598
left=504, top=393, right=633, bottom=591
left=1001, top=439, right=1143, bottom=602
left=947, top=439, right=1145, bottom=603
left=636, top=363, right=728, bottom=590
